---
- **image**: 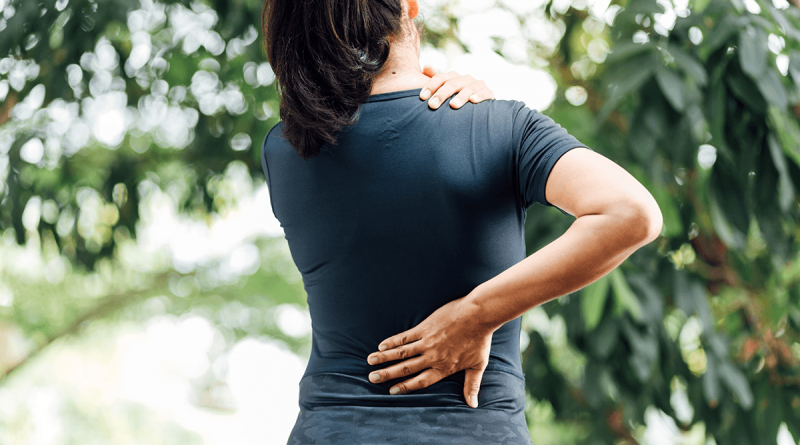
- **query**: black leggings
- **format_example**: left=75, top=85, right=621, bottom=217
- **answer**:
left=287, top=370, right=534, bottom=444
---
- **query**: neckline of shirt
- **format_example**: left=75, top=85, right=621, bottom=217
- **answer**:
left=365, top=88, right=423, bottom=103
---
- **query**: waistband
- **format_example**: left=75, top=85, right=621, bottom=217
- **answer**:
left=297, top=368, right=527, bottom=411
left=302, top=360, right=525, bottom=382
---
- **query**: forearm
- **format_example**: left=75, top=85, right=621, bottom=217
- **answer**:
left=464, top=209, right=659, bottom=332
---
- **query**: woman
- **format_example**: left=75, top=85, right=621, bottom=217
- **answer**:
left=260, top=0, right=663, bottom=443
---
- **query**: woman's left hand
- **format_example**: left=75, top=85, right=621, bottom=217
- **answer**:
left=420, top=65, right=495, bottom=110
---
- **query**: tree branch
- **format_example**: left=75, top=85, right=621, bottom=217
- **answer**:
left=0, top=272, right=173, bottom=384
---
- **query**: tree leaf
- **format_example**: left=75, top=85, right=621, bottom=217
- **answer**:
left=708, top=182, right=747, bottom=250
left=704, top=15, right=742, bottom=53
left=719, top=360, right=754, bottom=410
left=629, top=353, right=651, bottom=383
left=628, top=124, right=658, bottom=164
left=767, top=132, right=795, bottom=213
left=595, top=53, right=657, bottom=130
left=693, top=282, right=715, bottom=332
left=790, top=51, right=800, bottom=98
left=667, top=43, right=708, bottom=86
left=755, top=204, right=790, bottom=266
left=692, top=0, right=711, bottom=14
left=655, top=66, right=686, bottom=111
left=767, top=105, right=800, bottom=168
left=583, top=361, right=605, bottom=408
left=675, top=272, right=714, bottom=331
left=767, top=7, right=800, bottom=42
left=614, top=0, right=666, bottom=21
left=709, top=166, right=750, bottom=236
left=610, top=268, right=643, bottom=322
left=588, top=315, right=618, bottom=360
left=748, top=14, right=777, bottom=32
left=726, top=71, right=767, bottom=113
left=739, top=25, right=767, bottom=78
left=706, top=81, right=736, bottom=164
left=703, top=353, right=722, bottom=406
left=705, top=333, right=728, bottom=358
left=621, top=317, right=659, bottom=367
left=755, top=68, right=788, bottom=109
left=686, top=103, right=708, bottom=143
left=627, top=274, right=664, bottom=324
left=582, top=274, right=610, bottom=331
left=605, top=41, right=657, bottom=65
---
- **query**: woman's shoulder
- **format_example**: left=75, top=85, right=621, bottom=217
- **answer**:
left=261, top=121, right=290, bottom=157
left=264, top=121, right=284, bottom=145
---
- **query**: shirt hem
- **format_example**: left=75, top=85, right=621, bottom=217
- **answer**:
left=301, top=362, right=525, bottom=383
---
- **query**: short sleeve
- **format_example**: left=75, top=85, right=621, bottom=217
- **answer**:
left=512, top=103, right=593, bottom=215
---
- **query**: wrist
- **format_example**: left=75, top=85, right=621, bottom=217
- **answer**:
left=461, top=283, right=503, bottom=335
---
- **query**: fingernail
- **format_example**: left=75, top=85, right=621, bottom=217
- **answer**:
left=429, top=97, right=440, bottom=108
left=451, top=98, right=461, bottom=108
left=390, top=387, right=400, bottom=395
left=420, top=89, right=431, bottom=100
left=469, top=396, right=478, bottom=408
left=369, top=373, right=381, bottom=383
left=469, top=94, right=478, bottom=102
left=379, top=344, right=387, bottom=351
left=369, top=357, right=378, bottom=364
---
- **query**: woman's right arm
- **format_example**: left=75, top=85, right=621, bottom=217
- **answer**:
left=366, top=147, right=663, bottom=406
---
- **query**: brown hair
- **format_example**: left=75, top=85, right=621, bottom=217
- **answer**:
left=262, top=0, right=423, bottom=159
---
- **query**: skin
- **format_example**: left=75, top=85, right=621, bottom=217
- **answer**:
left=370, top=0, right=495, bottom=109
left=365, top=1, right=664, bottom=409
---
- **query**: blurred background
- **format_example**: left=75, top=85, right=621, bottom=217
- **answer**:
left=0, top=0, right=799, bottom=443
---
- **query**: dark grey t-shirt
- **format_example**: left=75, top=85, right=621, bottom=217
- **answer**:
left=260, top=88, right=591, bottom=380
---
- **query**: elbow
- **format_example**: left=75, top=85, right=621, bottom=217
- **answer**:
left=640, top=204, right=664, bottom=244
left=617, top=195, right=663, bottom=246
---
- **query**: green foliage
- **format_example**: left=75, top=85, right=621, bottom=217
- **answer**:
left=0, top=0, right=278, bottom=270
left=518, top=0, right=800, bottom=443
left=1, top=0, right=800, bottom=443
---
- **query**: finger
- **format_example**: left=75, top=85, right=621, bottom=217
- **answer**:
left=389, top=368, right=446, bottom=395
left=448, top=81, right=485, bottom=109
left=377, top=328, right=423, bottom=352
left=419, top=71, right=462, bottom=102
left=427, top=74, right=476, bottom=110
left=367, top=342, right=423, bottom=365
left=368, top=356, right=427, bottom=384
left=463, top=367, right=485, bottom=408
left=467, top=85, right=496, bottom=103
left=422, top=64, right=437, bottom=78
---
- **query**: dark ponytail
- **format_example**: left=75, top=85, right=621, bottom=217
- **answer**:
left=262, top=0, right=418, bottom=159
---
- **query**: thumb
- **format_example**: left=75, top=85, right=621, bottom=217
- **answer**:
left=463, top=368, right=484, bottom=409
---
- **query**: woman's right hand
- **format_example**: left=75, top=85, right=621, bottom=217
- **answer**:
left=419, top=64, right=496, bottom=110
left=365, top=295, right=496, bottom=408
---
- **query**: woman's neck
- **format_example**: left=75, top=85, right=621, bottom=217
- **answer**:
left=370, top=37, right=428, bottom=95
left=370, top=71, right=430, bottom=95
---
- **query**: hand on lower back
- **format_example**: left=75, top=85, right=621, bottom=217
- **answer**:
left=365, top=296, right=494, bottom=408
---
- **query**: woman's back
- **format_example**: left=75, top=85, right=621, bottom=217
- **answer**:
left=261, top=88, right=588, bottom=394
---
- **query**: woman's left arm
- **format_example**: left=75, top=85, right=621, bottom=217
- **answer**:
left=365, top=148, right=663, bottom=408
left=419, top=65, right=496, bottom=110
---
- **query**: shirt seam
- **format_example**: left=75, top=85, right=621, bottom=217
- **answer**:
left=512, top=102, right=531, bottom=213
